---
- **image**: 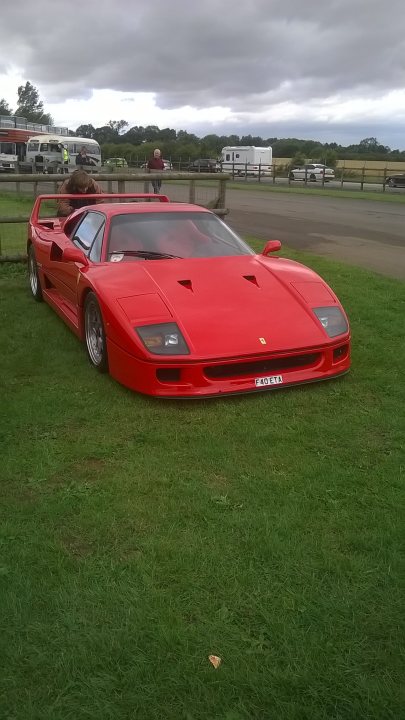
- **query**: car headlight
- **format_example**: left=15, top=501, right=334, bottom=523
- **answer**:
left=313, top=307, right=348, bottom=337
left=136, top=322, right=190, bottom=355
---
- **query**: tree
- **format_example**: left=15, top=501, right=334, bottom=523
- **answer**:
left=75, top=124, right=96, bottom=139
left=15, top=81, right=53, bottom=124
left=93, top=125, right=121, bottom=145
left=0, top=98, right=12, bottom=115
left=107, top=119, right=129, bottom=135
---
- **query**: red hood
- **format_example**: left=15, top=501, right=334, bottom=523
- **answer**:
left=103, top=255, right=338, bottom=358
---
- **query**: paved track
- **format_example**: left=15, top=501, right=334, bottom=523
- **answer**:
left=225, top=188, right=405, bottom=280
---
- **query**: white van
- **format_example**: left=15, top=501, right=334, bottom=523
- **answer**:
left=221, top=146, right=272, bottom=176
left=25, top=135, right=102, bottom=173
left=0, top=141, right=18, bottom=172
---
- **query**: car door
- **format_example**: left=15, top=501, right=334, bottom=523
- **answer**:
left=51, top=210, right=106, bottom=309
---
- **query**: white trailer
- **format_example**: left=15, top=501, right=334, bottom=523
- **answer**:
left=221, top=146, right=272, bottom=176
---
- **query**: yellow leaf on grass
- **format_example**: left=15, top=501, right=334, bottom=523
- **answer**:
left=208, top=655, right=222, bottom=669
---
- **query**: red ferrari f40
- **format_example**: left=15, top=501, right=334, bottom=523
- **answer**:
left=27, top=193, right=350, bottom=397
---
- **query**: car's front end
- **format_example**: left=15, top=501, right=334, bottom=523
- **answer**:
left=107, top=334, right=350, bottom=398
left=94, top=252, right=351, bottom=399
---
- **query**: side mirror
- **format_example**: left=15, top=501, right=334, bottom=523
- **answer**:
left=262, top=240, right=281, bottom=256
left=62, top=246, right=89, bottom=265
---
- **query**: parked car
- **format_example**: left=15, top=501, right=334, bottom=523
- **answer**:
left=289, top=163, right=335, bottom=182
left=27, top=191, right=351, bottom=398
left=385, top=173, right=405, bottom=188
left=188, top=159, right=220, bottom=173
left=105, top=157, right=128, bottom=169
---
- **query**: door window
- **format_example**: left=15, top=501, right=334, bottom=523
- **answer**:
left=72, top=211, right=105, bottom=256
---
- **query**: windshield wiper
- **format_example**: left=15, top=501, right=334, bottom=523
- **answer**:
left=110, top=249, right=182, bottom=259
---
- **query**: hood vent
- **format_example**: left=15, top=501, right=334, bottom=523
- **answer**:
left=178, top=279, right=193, bottom=292
left=243, top=274, right=260, bottom=288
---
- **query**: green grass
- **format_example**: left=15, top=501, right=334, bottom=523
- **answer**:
left=1, top=253, right=404, bottom=720
left=0, top=193, right=33, bottom=255
left=224, top=180, right=405, bottom=203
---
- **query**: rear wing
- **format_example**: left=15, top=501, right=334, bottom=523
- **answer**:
left=30, top=193, right=170, bottom=224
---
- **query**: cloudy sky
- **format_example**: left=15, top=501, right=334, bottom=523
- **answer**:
left=1, top=0, right=405, bottom=147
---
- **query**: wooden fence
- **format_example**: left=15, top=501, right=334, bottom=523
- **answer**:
left=0, top=172, right=229, bottom=261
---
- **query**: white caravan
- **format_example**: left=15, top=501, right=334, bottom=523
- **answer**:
left=221, top=146, right=272, bottom=176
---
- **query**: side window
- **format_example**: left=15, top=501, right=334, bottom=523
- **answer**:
left=64, top=212, right=85, bottom=237
left=72, top=212, right=105, bottom=256
left=225, top=154, right=230, bottom=161
left=88, top=225, right=104, bottom=262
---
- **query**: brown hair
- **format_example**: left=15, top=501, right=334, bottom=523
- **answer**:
left=67, top=169, right=92, bottom=191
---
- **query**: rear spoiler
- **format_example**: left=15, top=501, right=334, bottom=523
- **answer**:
left=30, top=193, right=170, bottom=224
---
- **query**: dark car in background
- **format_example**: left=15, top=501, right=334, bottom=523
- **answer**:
left=188, top=159, right=220, bottom=173
left=385, top=173, right=405, bottom=188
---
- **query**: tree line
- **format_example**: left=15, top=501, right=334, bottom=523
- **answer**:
left=1, top=82, right=404, bottom=164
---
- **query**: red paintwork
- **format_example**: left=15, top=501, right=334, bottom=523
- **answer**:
left=28, top=194, right=351, bottom=398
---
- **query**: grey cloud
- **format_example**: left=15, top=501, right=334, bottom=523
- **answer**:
left=1, top=0, right=405, bottom=111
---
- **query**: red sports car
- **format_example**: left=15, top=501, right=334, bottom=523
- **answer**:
left=27, top=193, right=351, bottom=398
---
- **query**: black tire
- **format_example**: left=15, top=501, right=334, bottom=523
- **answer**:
left=289, top=172, right=295, bottom=180
left=309, top=174, right=317, bottom=181
left=84, top=292, right=109, bottom=373
left=28, top=244, right=43, bottom=301
left=388, top=179, right=396, bottom=188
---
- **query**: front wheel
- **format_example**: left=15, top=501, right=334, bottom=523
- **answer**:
left=309, top=174, right=317, bottom=182
left=84, top=292, right=108, bottom=373
left=289, top=172, right=295, bottom=180
left=388, top=179, right=396, bottom=188
left=28, top=244, right=43, bottom=301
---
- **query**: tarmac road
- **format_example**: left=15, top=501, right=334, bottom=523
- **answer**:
left=225, top=187, right=405, bottom=281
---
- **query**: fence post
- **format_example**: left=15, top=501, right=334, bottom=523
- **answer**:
left=218, top=178, right=226, bottom=208
left=117, top=179, right=125, bottom=194
left=144, top=180, right=149, bottom=193
left=272, top=163, right=276, bottom=185
left=189, top=179, right=196, bottom=203
left=33, top=181, right=38, bottom=197
left=340, top=165, right=344, bottom=189
left=360, top=166, right=365, bottom=191
left=258, top=163, right=262, bottom=182
left=382, top=167, right=387, bottom=193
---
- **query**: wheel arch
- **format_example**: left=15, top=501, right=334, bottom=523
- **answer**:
left=78, top=285, right=95, bottom=339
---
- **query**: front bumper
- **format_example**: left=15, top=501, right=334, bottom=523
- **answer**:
left=107, top=337, right=351, bottom=398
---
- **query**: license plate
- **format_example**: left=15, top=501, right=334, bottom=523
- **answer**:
left=255, top=375, right=283, bottom=387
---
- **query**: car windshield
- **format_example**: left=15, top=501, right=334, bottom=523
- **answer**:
left=107, top=211, right=254, bottom=261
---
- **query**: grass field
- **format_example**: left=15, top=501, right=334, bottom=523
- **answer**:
left=1, top=246, right=404, bottom=719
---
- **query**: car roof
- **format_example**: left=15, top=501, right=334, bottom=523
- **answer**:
left=86, top=202, right=213, bottom=217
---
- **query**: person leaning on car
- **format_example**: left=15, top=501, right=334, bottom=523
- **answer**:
left=147, top=148, right=165, bottom=193
left=57, top=169, right=104, bottom=217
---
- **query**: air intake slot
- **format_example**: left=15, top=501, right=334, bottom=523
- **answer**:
left=243, top=275, right=259, bottom=287
left=178, top=279, right=193, bottom=291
